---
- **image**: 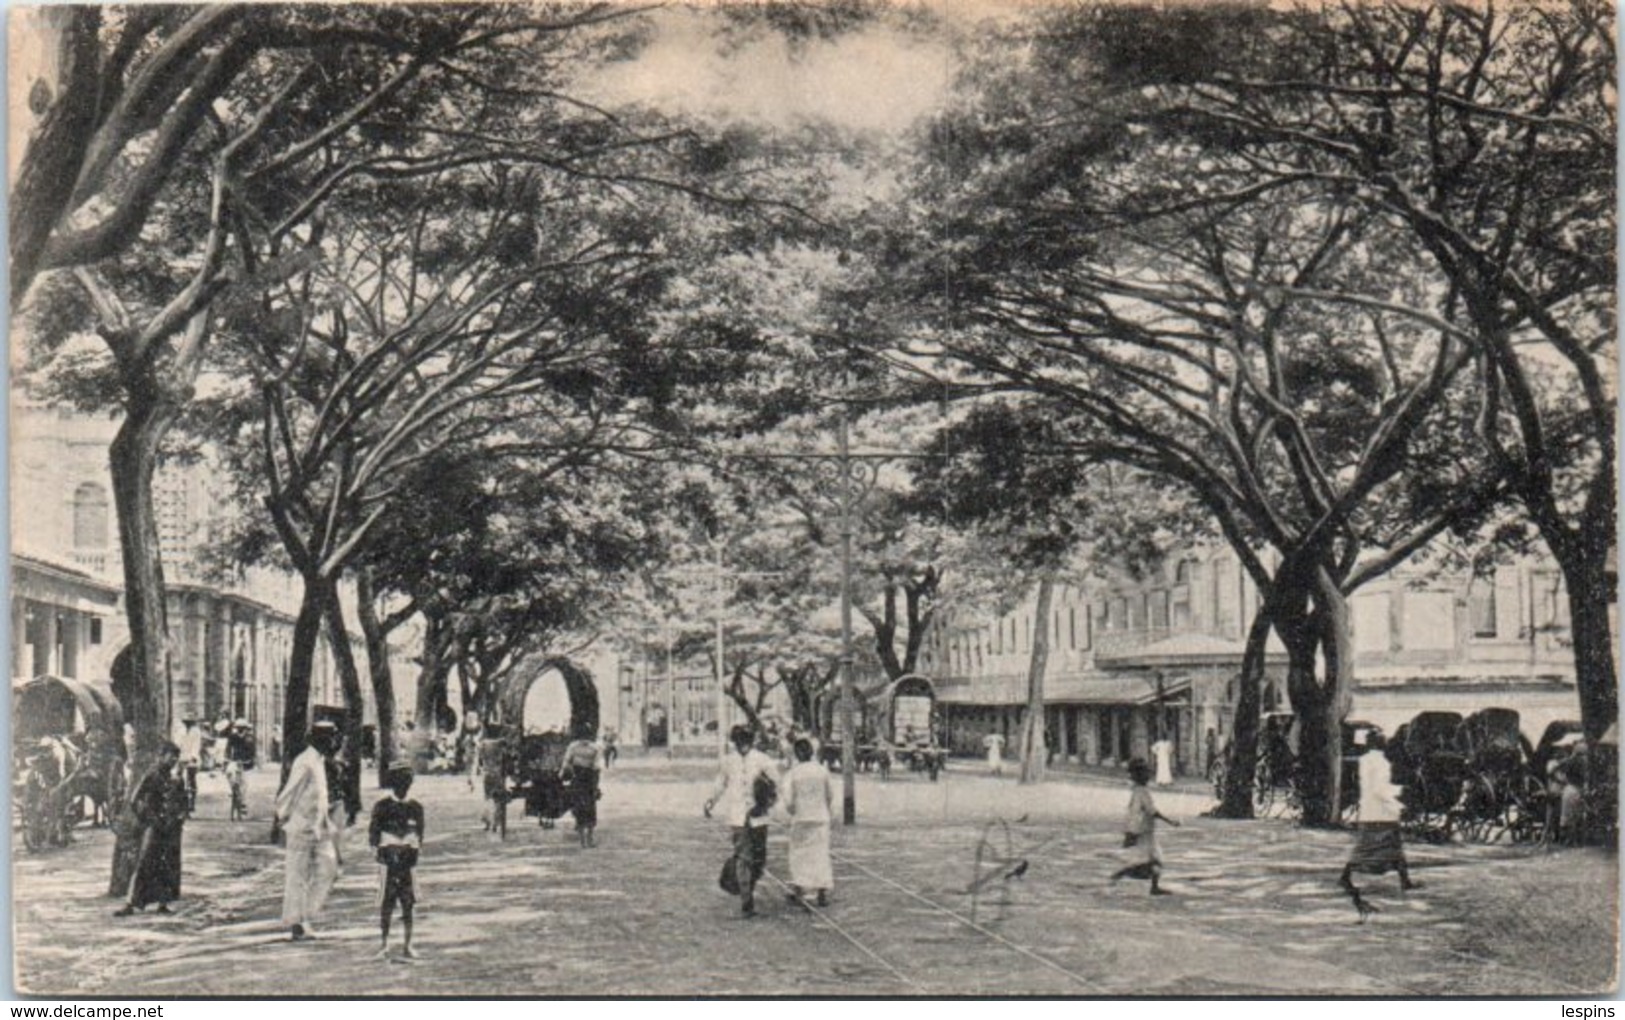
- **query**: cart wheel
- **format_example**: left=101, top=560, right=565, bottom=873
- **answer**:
left=20, top=814, right=41, bottom=853
left=1252, top=760, right=1275, bottom=816
left=1505, top=774, right=1545, bottom=844
left=1253, top=779, right=1274, bottom=817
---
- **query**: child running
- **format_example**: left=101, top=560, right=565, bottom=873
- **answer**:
left=1111, top=757, right=1180, bottom=895
left=369, top=764, right=425, bottom=959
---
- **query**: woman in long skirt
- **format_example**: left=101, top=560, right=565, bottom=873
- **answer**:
left=783, top=737, right=834, bottom=907
left=116, top=742, right=188, bottom=917
left=1340, top=733, right=1419, bottom=921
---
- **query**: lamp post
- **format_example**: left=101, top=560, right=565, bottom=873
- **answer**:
left=836, top=372, right=858, bottom=826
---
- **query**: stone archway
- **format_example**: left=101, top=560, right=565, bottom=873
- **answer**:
left=493, top=657, right=599, bottom=738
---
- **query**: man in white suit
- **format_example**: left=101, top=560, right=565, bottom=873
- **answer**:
left=276, top=720, right=342, bottom=940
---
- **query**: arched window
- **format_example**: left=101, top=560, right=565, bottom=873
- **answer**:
left=72, top=482, right=109, bottom=548
left=1469, top=572, right=1499, bottom=638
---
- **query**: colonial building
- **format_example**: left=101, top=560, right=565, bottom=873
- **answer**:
left=10, top=402, right=391, bottom=760
left=919, top=545, right=1584, bottom=777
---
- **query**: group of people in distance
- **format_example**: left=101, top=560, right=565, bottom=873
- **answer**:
left=706, top=724, right=834, bottom=918
left=477, top=726, right=604, bottom=847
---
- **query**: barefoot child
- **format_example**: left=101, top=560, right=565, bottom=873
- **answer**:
left=369, top=765, right=424, bottom=958
left=225, top=759, right=246, bottom=821
left=1111, top=758, right=1180, bottom=895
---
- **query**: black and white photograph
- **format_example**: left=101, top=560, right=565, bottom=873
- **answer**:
left=6, top=0, right=1618, bottom=998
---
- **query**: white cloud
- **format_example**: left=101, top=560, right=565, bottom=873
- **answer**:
left=585, top=9, right=956, bottom=135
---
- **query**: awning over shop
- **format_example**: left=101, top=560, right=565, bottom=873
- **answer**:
left=1042, top=672, right=1193, bottom=706
left=1094, top=631, right=1282, bottom=669
left=935, top=671, right=1194, bottom=707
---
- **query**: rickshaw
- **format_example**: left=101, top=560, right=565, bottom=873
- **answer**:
left=1252, top=712, right=1299, bottom=818
left=1389, top=711, right=1467, bottom=840
left=1451, top=708, right=1544, bottom=843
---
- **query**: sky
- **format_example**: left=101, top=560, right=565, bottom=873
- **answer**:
left=581, top=5, right=966, bottom=136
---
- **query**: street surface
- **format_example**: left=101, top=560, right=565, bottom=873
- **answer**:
left=13, top=756, right=1618, bottom=996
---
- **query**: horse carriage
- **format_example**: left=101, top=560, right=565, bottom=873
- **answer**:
left=819, top=674, right=947, bottom=780
left=513, top=730, right=574, bottom=826
left=12, top=675, right=127, bottom=850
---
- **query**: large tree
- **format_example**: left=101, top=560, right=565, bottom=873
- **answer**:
left=10, top=4, right=667, bottom=885
left=878, top=6, right=1514, bottom=820
left=1116, top=1, right=1618, bottom=741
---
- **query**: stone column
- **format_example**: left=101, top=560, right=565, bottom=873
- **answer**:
left=42, top=609, right=60, bottom=676
left=12, top=600, right=31, bottom=680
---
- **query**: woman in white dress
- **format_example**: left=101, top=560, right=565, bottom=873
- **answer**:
left=983, top=732, right=1005, bottom=775
left=783, top=737, right=833, bottom=907
left=1151, top=736, right=1174, bottom=787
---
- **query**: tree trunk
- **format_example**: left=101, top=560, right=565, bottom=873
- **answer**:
left=724, top=663, right=764, bottom=732
left=1019, top=576, right=1055, bottom=785
left=1317, top=572, right=1354, bottom=827
left=280, top=577, right=328, bottom=778
left=105, top=383, right=179, bottom=894
left=412, top=615, right=450, bottom=768
left=1280, top=612, right=1331, bottom=826
left=355, top=568, right=399, bottom=789
left=321, top=586, right=365, bottom=822
left=1552, top=528, right=1619, bottom=743
left=1216, top=611, right=1272, bottom=819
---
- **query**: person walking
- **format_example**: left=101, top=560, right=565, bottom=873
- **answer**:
left=115, top=741, right=188, bottom=917
left=562, top=727, right=602, bottom=848
left=704, top=725, right=778, bottom=918
left=369, top=765, right=424, bottom=960
left=480, top=737, right=511, bottom=840
left=783, top=737, right=834, bottom=908
left=1151, top=734, right=1175, bottom=787
left=1338, top=732, right=1418, bottom=921
left=177, top=720, right=201, bottom=815
left=276, top=721, right=342, bottom=941
left=1110, top=758, right=1180, bottom=895
left=983, top=731, right=1006, bottom=776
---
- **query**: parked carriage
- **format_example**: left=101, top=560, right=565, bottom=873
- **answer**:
left=1387, top=711, right=1468, bottom=838
left=12, top=675, right=127, bottom=850
left=1528, top=719, right=1617, bottom=846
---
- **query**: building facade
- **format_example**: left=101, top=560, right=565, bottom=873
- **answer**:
left=10, top=403, right=386, bottom=761
left=918, top=545, right=1585, bottom=778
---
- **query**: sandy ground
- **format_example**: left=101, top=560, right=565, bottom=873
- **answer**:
left=11, top=755, right=1618, bottom=997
